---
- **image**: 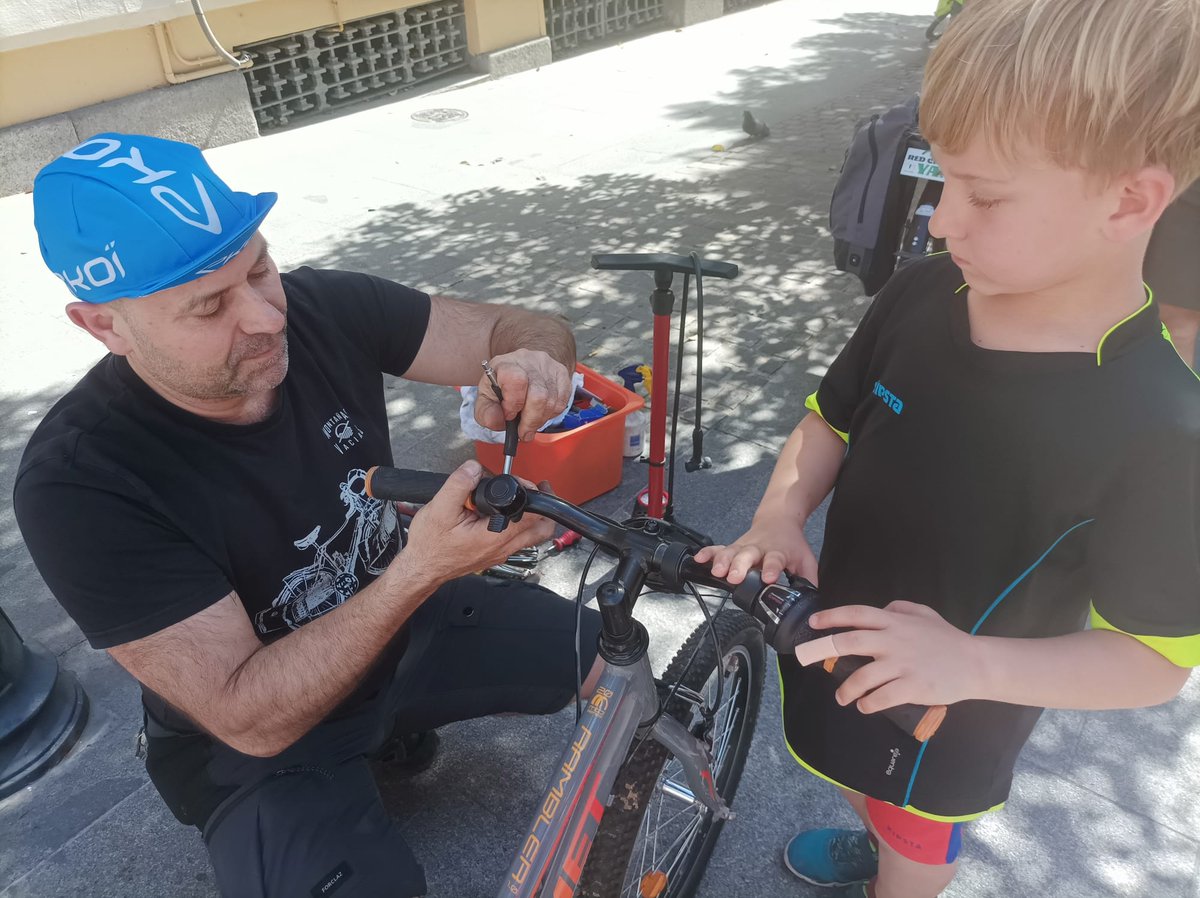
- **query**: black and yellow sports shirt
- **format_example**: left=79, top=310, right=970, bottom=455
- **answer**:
left=780, top=254, right=1200, bottom=821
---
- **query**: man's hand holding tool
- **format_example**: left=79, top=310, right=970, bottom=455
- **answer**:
left=473, top=349, right=572, bottom=440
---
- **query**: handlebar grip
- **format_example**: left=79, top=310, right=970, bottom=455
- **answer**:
left=364, top=467, right=449, bottom=504
left=822, top=656, right=947, bottom=742
left=724, top=569, right=947, bottom=743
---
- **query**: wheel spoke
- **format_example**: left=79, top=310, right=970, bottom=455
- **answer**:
left=710, top=686, right=739, bottom=749
left=714, top=692, right=744, bottom=768
left=643, top=800, right=700, bottom=834
left=634, top=810, right=707, bottom=885
left=713, top=710, right=739, bottom=771
left=658, top=813, right=707, bottom=874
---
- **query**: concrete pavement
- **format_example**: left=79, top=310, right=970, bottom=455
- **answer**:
left=1, top=2, right=1197, bottom=896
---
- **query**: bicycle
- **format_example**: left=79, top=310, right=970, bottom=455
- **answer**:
left=364, top=467, right=945, bottom=897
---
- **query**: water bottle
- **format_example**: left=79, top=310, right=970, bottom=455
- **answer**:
left=623, top=410, right=647, bottom=458
left=903, top=203, right=936, bottom=257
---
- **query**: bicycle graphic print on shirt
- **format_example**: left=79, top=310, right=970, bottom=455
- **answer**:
left=254, top=468, right=399, bottom=636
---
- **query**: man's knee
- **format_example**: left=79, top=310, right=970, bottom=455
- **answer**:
left=204, top=762, right=426, bottom=898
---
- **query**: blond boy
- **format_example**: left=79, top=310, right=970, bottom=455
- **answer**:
left=697, top=2, right=1200, bottom=896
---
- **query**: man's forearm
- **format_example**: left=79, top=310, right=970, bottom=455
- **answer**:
left=489, top=307, right=576, bottom=371
left=971, top=628, right=1191, bottom=710
left=220, top=556, right=436, bottom=756
left=753, top=412, right=845, bottom=525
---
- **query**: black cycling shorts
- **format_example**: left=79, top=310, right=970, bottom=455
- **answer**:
left=145, top=575, right=602, bottom=898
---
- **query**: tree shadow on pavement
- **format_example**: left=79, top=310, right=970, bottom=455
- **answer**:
left=2, top=6, right=1196, bottom=898
left=0, top=388, right=90, bottom=654
left=664, top=12, right=932, bottom=135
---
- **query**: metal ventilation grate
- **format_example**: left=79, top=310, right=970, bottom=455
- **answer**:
left=238, top=2, right=468, bottom=130
left=543, top=0, right=664, bottom=55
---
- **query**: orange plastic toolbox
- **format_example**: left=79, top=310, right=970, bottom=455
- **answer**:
left=475, top=363, right=644, bottom=505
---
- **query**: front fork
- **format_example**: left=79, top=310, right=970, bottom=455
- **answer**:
left=646, top=712, right=733, bottom=821
left=613, top=651, right=732, bottom=823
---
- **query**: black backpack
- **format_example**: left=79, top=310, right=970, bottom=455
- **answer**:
left=829, top=94, right=924, bottom=296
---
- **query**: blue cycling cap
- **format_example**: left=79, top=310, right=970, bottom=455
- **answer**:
left=33, top=133, right=277, bottom=304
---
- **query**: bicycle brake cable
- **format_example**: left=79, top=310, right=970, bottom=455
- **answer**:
left=625, top=584, right=731, bottom=766
left=686, top=581, right=725, bottom=730
left=574, top=543, right=602, bottom=723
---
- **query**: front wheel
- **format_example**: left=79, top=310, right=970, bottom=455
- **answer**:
left=577, top=609, right=765, bottom=898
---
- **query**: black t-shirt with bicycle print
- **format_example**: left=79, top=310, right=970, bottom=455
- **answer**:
left=15, top=268, right=431, bottom=692
left=783, top=254, right=1200, bottom=820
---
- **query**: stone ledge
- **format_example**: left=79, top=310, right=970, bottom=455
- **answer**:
left=1, top=71, right=258, bottom=198
left=664, top=0, right=724, bottom=28
left=468, top=36, right=551, bottom=78
left=0, top=115, right=78, bottom=196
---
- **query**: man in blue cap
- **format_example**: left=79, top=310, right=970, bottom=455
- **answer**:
left=15, top=133, right=603, bottom=897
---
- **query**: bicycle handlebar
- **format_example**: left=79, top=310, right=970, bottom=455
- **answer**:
left=364, top=466, right=945, bottom=743
left=364, top=467, right=452, bottom=506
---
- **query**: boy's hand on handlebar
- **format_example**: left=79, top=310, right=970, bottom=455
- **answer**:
left=474, top=349, right=572, bottom=440
left=693, top=516, right=818, bottom=586
left=397, top=460, right=554, bottom=586
left=795, top=601, right=980, bottom=712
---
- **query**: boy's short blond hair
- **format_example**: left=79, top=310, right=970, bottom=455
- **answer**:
left=921, top=0, right=1200, bottom=192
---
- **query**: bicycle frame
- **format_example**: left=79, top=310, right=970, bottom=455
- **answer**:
left=499, top=652, right=729, bottom=898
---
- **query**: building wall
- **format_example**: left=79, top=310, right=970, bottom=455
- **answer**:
left=0, top=29, right=166, bottom=129
left=466, top=0, right=546, bottom=54
left=0, top=0, right=547, bottom=129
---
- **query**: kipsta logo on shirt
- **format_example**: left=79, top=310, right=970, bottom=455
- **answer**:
left=873, top=380, right=904, bottom=415
left=322, top=409, right=364, bottom=454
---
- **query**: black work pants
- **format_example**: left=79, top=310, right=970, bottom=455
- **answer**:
left=143, top=576, right=602, bottom=898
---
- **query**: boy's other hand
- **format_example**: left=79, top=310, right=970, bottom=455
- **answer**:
left=795, top=601, right=980, bottom=712
left=693, top=515, right=818, bottom=585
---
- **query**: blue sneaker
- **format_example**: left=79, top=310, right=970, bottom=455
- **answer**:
left=783, top=828, right=878, bottom=887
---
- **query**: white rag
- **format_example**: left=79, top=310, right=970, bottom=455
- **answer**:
left=458, top=372, right=585, bottom=443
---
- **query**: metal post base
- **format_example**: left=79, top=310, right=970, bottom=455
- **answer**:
left=0, top=614, right=90, bottom=801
